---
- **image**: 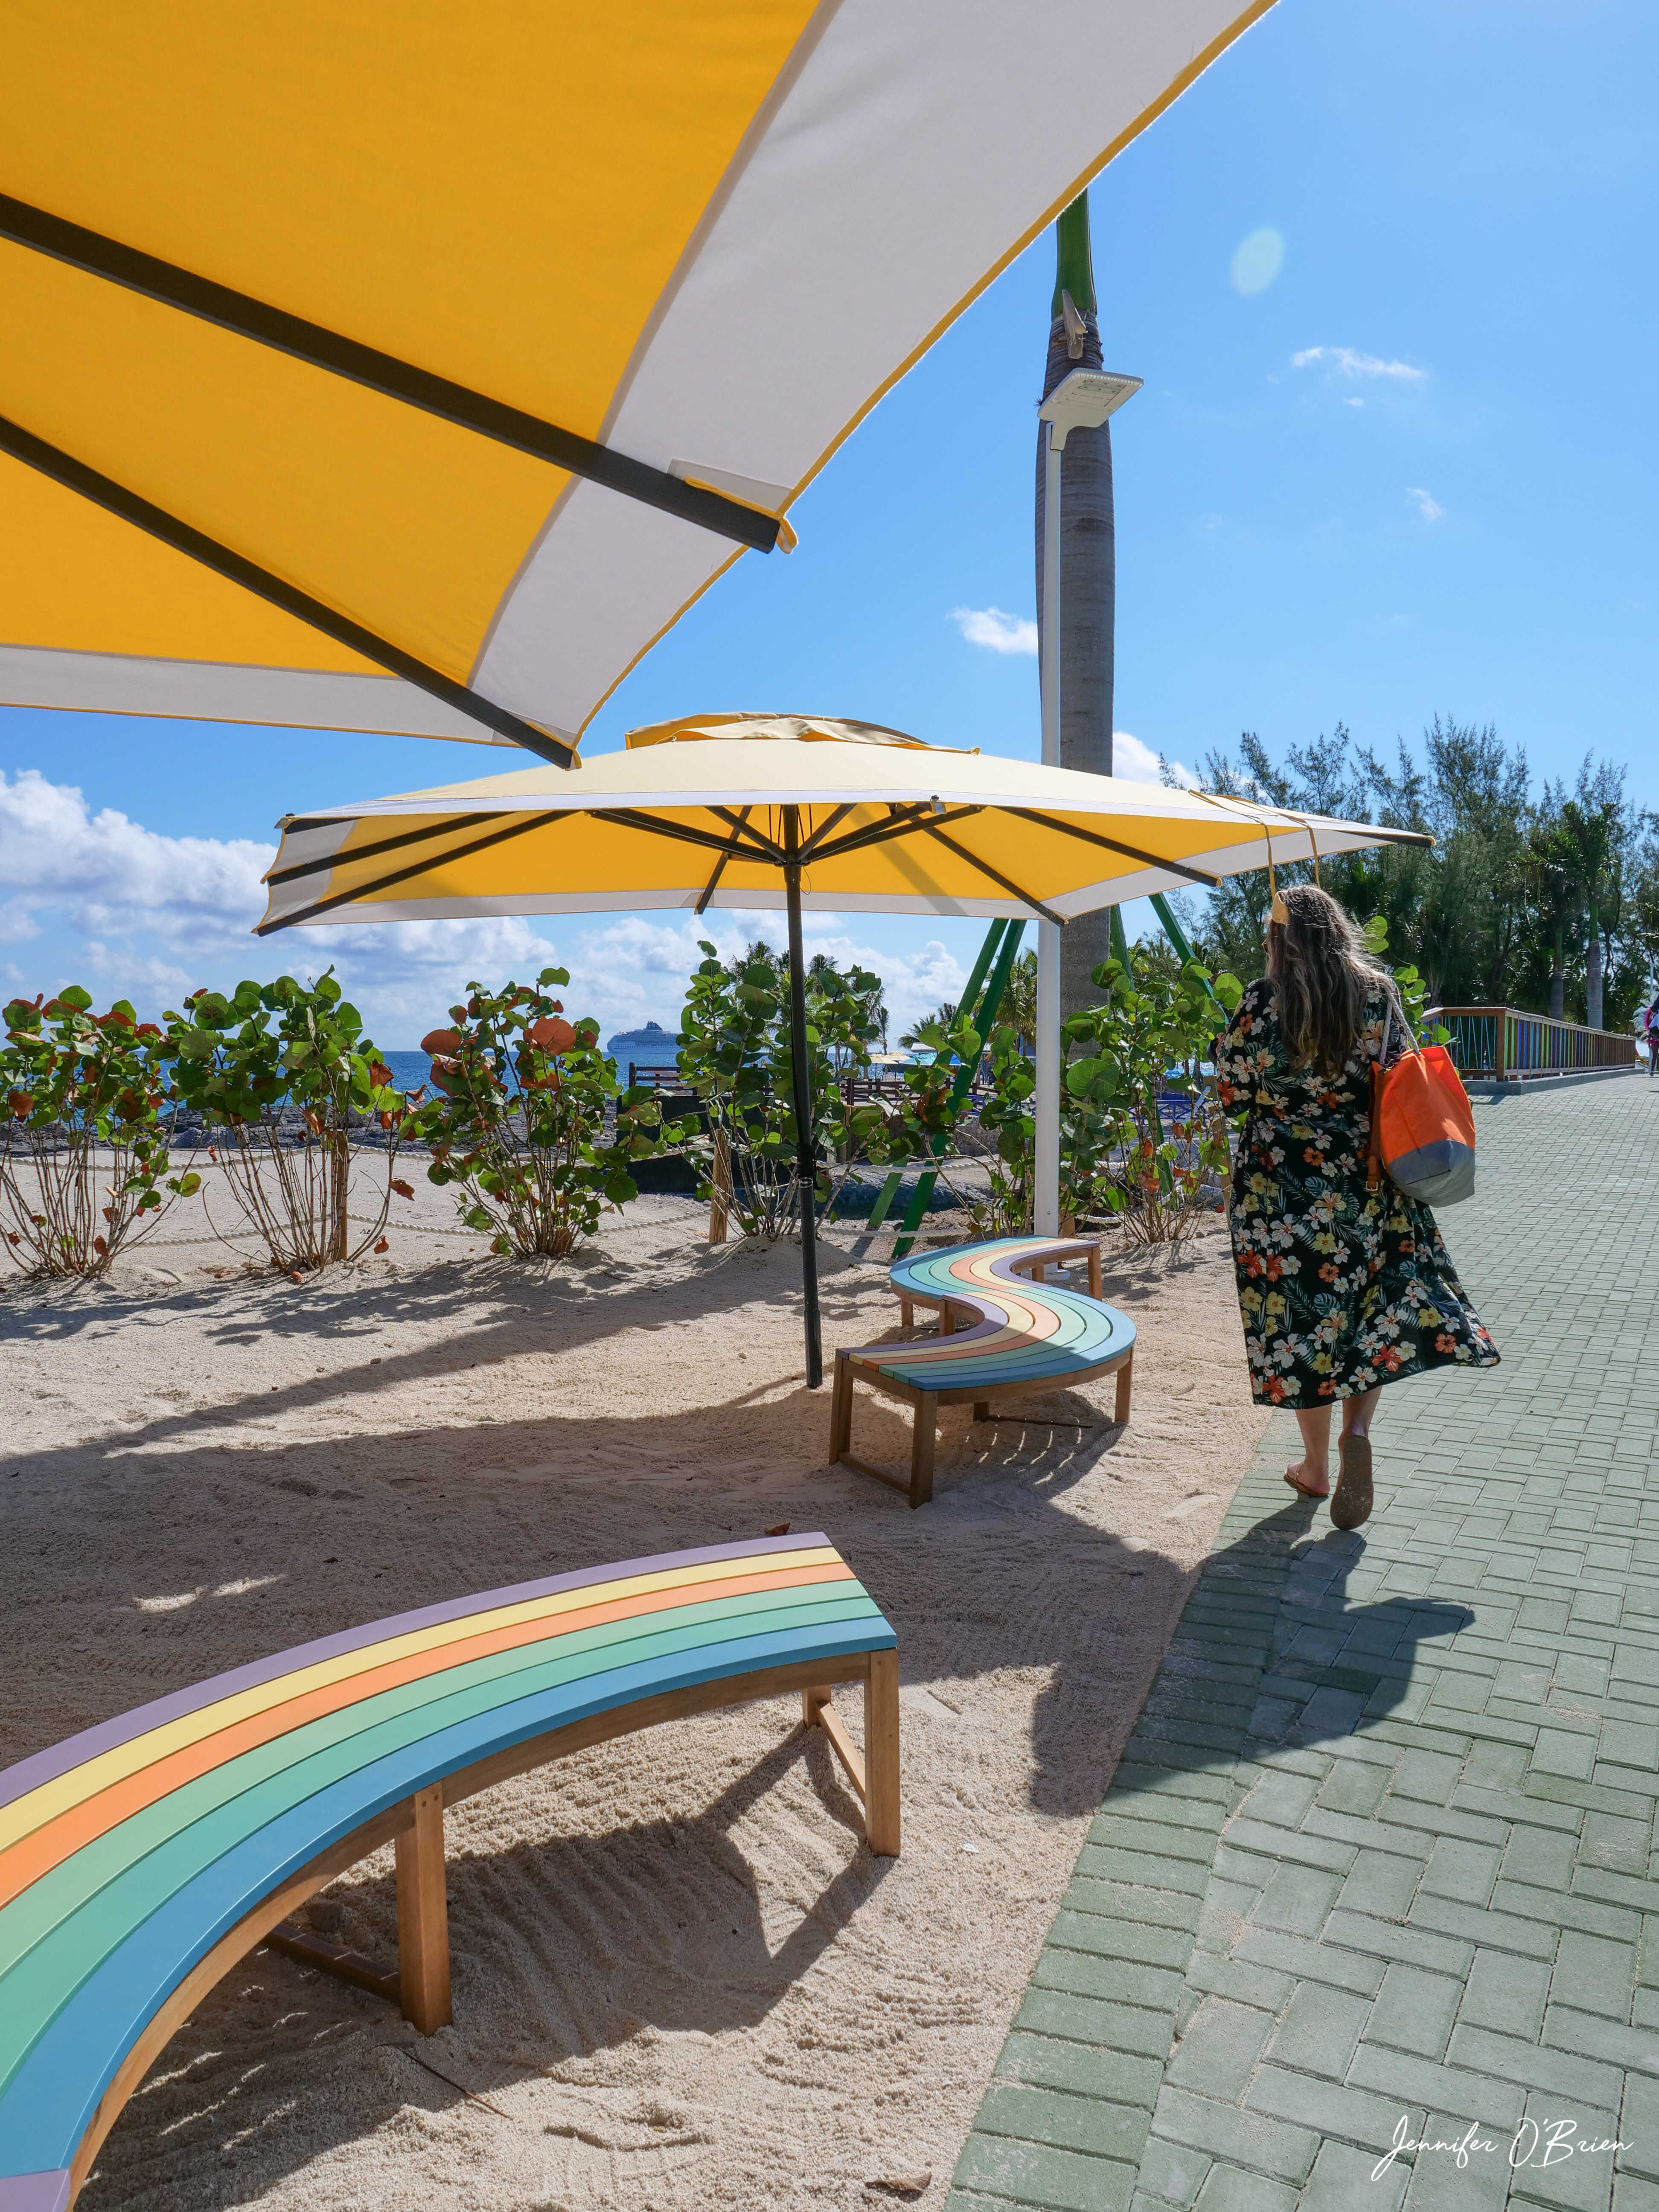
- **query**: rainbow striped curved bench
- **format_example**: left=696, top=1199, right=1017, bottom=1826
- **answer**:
left=831, top=1235, right=1136, bottom=1507
left=0, top=1533, right=897, bottom=2210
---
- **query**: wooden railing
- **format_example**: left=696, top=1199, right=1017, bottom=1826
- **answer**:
left=1428, top=1006, right=1639, bottom=1081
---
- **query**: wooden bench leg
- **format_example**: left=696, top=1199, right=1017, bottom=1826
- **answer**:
left=909, top=1393, right=937, bottom=1509
left=864, top=1650, right=900, bottom=1856
left=899, top=1294, right=914, bottom=1328
left=803, top=1681, right=833, bottom=1726
left=395, top=1783, right=451, bottom=2034
left=1088, top=1246, right=1102, bottom=1299
left=972, top=1400, right=991, bottom=1423
left=830, top=1352, right=853, bottom=1462
left=1114, top=1348, right=1133, bottom=1426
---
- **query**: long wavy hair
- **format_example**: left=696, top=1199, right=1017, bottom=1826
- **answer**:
left=1264, top=882, right=1394, bottom=1075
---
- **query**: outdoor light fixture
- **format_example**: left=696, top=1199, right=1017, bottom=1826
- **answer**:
left=1033, top=366, right=1143, bottom=1236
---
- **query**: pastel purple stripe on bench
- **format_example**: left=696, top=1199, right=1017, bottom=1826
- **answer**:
left=0, top=1532, right=833, bottom=1815
left=0, top=2172, right=71, bottom=2212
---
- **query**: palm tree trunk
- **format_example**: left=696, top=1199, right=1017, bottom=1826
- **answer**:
left=1549, top=929, right=1565, bottom=1020
left=1034, top=192, right=1115, bottom=1020
left=1586, top=925, right=1604, bottom=1032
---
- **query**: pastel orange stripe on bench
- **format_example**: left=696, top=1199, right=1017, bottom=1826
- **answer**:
left=0, top=1559, right=853, bottom=1912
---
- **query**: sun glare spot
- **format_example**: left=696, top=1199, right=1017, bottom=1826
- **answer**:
left=1231, top=228, right=1285, bottom=296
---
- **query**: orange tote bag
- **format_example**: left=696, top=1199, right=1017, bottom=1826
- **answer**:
left=1366, top=1004, right=1477, bottom=1207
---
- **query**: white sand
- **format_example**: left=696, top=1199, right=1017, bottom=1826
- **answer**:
left=0, top=1203, right=1267, bottom=2211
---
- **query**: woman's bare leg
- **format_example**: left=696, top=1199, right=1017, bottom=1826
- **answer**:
left=1340, top=1386, right=1382, bottom=1441
left=1287, top=1405, right=1332, bottom=1496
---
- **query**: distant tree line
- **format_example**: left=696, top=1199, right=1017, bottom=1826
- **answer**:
left=1176, top=716, right=1659, bottom=1032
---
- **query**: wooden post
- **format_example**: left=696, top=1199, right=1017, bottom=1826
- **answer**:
left=1086, top=1243, right=1102, bottom=1299
left=708, top=1126, right=732, bottom=1244
left=973, top=1400, right=991, bottom=1423
left=1114, top=1348, right=1133, bottom=1426
left=395, top=1784, right=451, bottom=2034
left=830, top=1352, right=853, bottom=1462
left=802, top=1681, right=833, bottom=1727
left=864, top=1649, right=900, bottom=1855
left=908, top=1393, right=937, bottom=1509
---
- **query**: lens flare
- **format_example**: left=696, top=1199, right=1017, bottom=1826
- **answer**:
left=1231, top=228, right=1285, bottom=296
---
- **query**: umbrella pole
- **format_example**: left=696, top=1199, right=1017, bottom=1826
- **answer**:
left=783, top=809, right=823, bottom=1388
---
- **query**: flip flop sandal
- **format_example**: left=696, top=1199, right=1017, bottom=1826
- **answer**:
left=1283, top=1470, right=1330, bottom=1501
left=1330, top=1434, right=1374, bottom=1529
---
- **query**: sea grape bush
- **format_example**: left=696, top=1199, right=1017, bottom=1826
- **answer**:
left=1061, top=955, right=1243, bottom=1243
left=0, top=987, right=200, bottom=1276
left=674, top=943, right=884, bottom=1238
left=164, top=969, right=417, bottom=1271
left=419, top=968, right=675, bottom=1257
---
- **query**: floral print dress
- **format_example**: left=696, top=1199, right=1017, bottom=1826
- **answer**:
left=1215, top=978, right=1499, bottom=1407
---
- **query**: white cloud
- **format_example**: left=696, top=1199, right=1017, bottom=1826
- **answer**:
left=1112, top=731, right=1198, bottom=790
left=948, top=605, right=1039, bottom=656
left=567, top=910, right=966, bottom=1045
left=1291, top=346, right=1426, bottom=383
left=1407, top=486, right=1445, bottom=522
left=1343, top=396, right=1365, bottom=409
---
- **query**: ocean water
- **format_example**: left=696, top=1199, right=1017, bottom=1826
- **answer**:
left=377, top=1043, right=681, bottom=1098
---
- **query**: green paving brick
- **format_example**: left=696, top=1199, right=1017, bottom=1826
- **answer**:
left=1063, top=1878, right=1204, bottom=1933
left=1506, top=1825, right=1582, bottom=1889
left=1231, top=1927, right=1385, bottom=1996
left=975, top=2083, right=1151, bottom=2166
left=1419, top=1835, right=1504, bottom=1906
left=1612, top=2176, right=1659, bottom=2212
left=1264, top=1978, right=1371, bottom=2079
left=1366, top=1961, right=1464, bottom=2060
left=1301, top=2137, right=1409, bottom=2211
left=1400, top=2126, right=1521, bottom=2211
left=1189, top=2168, right=1295, bottom=2212
left=1334, top=1847, right=1425, bottom=1919
left=1242, top=2063, right=1410, bottom=2154
left=952, top=2131, right=1138, bottom=2212
left=1409, top=1892, right=1560, bottom=1958
left=1250, top=1864, right=1344, bottom=1936
left=1445, top=2023, right=1624, bottom=2108
left=1077, top=1845, right=1214, bottom=1896
left=1163, top=1998, right=1273, bottom=2101
left=1534, top=1728, right=1602, bottom=1781
left=1147, top=2088, right=1318, bottom=2185
left=1182, top=1949, right=1294, bottom=2016
left=1133, top=2136, right=1210, bottom=2208
left=1090, top=1814, right=1220, bottom=1862
left=995, top=2034, right=1165, bottom=2107
left=1047, top=1913, right=1197, bottom=1972
left=1015, top=1989, right=1175, bottom=2059
left=1509, top=2093, right=1624, bottom=2212
left=1033, top=1951, right=1187, bottom=2013
left=1347, top=2040, right=1525, bottom=2128
left=1550, top=1930, right=1639, bottom=2019
left=1494, top=1879, right=1643, bottom=1942
left=1458, top=1949, right=1552, bottom=2038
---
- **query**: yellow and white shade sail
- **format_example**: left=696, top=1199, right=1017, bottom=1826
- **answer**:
left=0, top=0, right=1273, bottom=760
left=259, top=719, right=1428, bottom=933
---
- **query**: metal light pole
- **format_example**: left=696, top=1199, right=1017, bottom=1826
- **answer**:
left=1033, top=367, right=1141, bottom=1235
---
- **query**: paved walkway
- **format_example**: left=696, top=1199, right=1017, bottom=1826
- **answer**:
left=949, top=1071, right=1659, bottom=2212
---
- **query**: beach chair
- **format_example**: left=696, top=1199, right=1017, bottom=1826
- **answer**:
left=831, top=1235, right=1136, bottom=1508
left=0, top=1534, right=898, bottom=2209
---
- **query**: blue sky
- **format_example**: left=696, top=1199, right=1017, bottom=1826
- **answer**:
left=2, top=0, right=1653, bottom=1045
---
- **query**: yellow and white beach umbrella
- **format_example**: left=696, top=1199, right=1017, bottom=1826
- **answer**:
left=259, top=716, right=1428, bottom=1382
left=0, top=3, right=1272, bottom=766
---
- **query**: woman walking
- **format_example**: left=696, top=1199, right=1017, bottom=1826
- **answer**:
left=1215, top=884, right=1499, bottom=1528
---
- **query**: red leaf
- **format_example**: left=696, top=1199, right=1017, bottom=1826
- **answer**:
left=765, top=1522, right=791, bottom=1537
left=6, top=1231, right=20, bottom=1245
left=390, top=1178, right=414, bottom=1200
left=93, top=1235, right=108, bottom=1256
left=288, top=1270, right=305, bottom=1284
left=420, top=1027, right=461, bottom=1056
left=374, top=1237, right=390, bottom=1254
left=369, top=1060, right=393, bottom=1086
left=526, top=1016, right=577, bottom=1053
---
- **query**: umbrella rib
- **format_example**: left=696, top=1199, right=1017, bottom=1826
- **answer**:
left=266, top=812, right=501, bottom=888
left=0, top=413, right=575, bottom=767
left=706, top=806, right=788, bottom=862
left=795, top=803, right=859, bottom=861
left=811, top=803, right=983, bottom=863
left=1002, top=809, right=1223, bottom=889
left=588, top=808, right=785, bottom=865
left=695, top=806, right=752, bottom=914
left=920, top=823, right=1065, bottom=928
left=0, top=192, right=780, bottom=556
left=257, top=812, right=563, bottom=933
